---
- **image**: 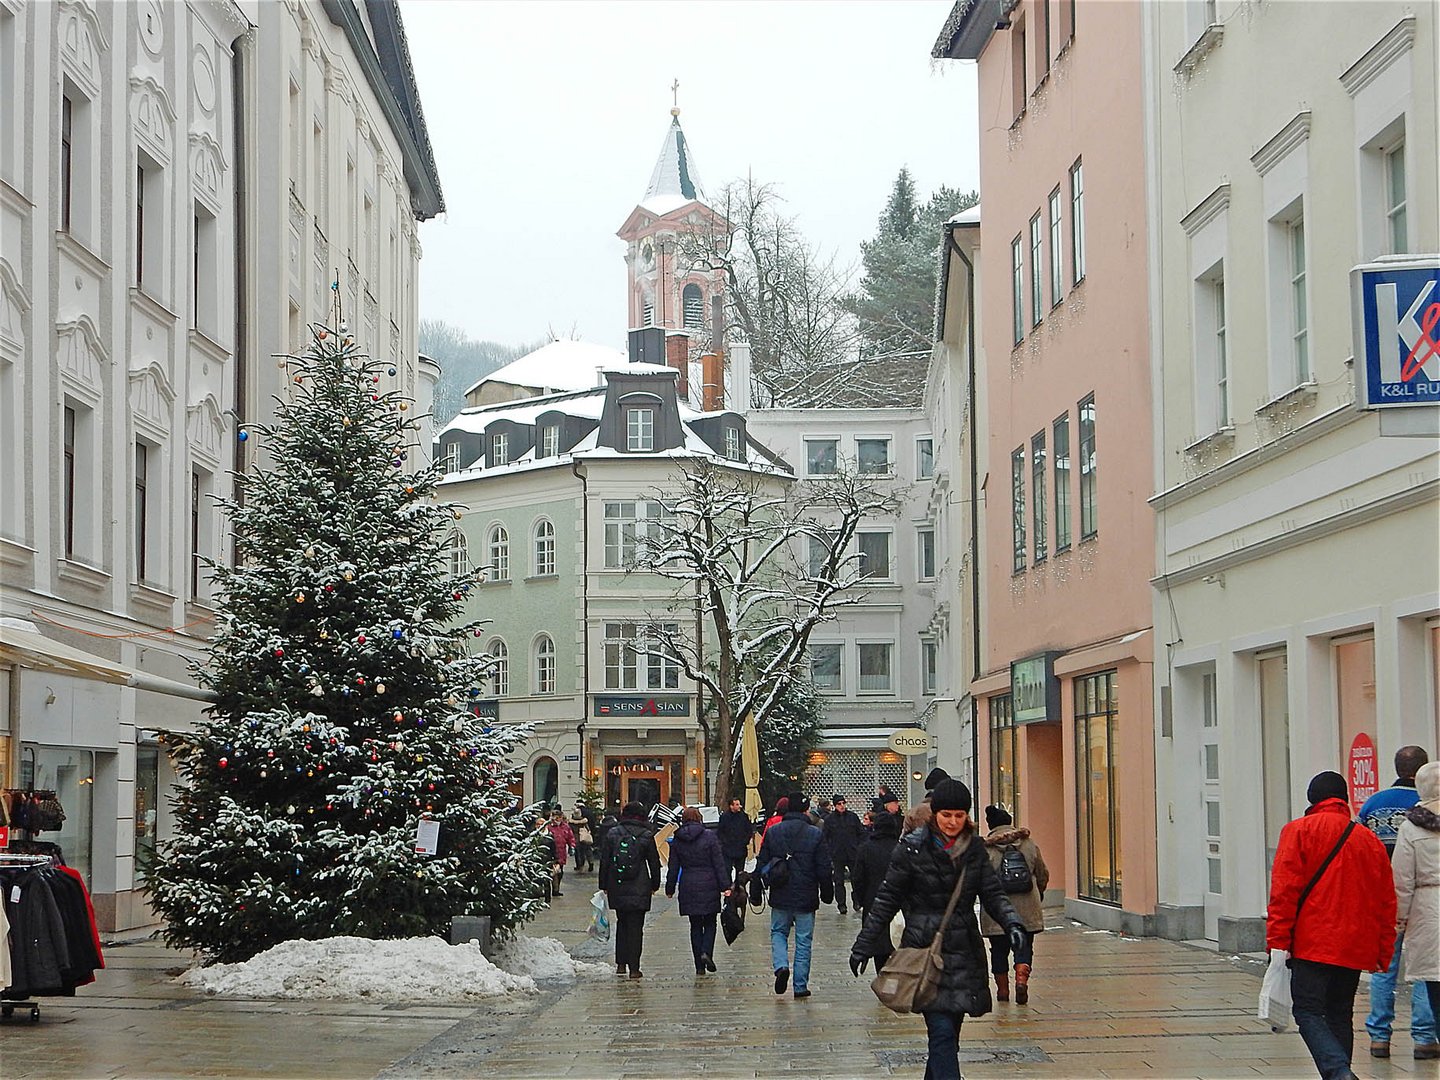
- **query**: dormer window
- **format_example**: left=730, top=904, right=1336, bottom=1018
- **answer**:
left=491, top=432, right=508, bottom=466
left=443, top=442, right=460, bottom=473
left=725, top=426, right=741, bottom=460
left=627, top=407, right=654, bottom=451
left=541, top=424, right=559, bottom=458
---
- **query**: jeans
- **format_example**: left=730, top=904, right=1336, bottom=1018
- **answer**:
left=1365, top=931, right=1437, bottom=1043
left=987, top=932, right=1034, bottom=973
left=688, top=913, right=717, bottom=965
left=922, top=1010, right=964, bottom=1080
left=1291, top=958, right=1361, bottom=1079
left=770, top=908, right=815, bottom=992
left=614, top=910, right=646, bottom=972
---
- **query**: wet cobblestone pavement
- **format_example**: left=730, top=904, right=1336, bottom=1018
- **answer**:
left=4, top=878, right=1438, bottom=1079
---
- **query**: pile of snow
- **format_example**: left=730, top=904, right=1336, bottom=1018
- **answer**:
left=181, top=933, right=602, bottom=1001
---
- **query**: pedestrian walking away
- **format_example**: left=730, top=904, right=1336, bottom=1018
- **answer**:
left=763, top=797, right=789, bottom=837
left=1267, top=770, right=1397, bottom=1080
left=978, top=804, right=1049, bottom=1005
left=850, top=809, right=901, bottom=971
left=568, top=803, right=595, bottom=873
left=1393, top=762, right=1440, bottom=1041
left=717, top=796, right=754, bottom=886
left=535, top=817, right=561, bottom=900
left=849, top=779, right=1026, bottom=1080
left=665, top=806, right=729, bottom=974
left=546, top=809, right=576, bottom=889
left=1359, top=744, right=1437, bottom=1059
left=822, top=794, right=865, bottom=913
left=599, top=801, right=662, bottom=979
left=751, top=791, right=833, bottom=999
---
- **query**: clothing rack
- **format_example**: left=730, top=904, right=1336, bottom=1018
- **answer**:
left=1, top=849, right=102, bottom=1023
left=0, top=854, right=49, bottom=1021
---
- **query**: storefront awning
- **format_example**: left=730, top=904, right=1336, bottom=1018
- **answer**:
left=0, top=618, right=215, bottom=703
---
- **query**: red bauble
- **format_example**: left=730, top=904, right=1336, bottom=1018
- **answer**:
left=274, top=647, right=284, bottom=657
left=218, top=757, right=228, bottom=768
left=358, top=634, right=366, bottom=644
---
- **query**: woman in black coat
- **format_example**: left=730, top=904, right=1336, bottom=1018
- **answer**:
left=665, top=807, right=730, bottom=973
left=850, top=780, right=1025, bottom=1080
left=850, top=809, right=902, bottom=968
left=599, top=801, right=662, bottom=978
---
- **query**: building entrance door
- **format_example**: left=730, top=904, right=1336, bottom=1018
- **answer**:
left=624, top=772, right=666, bottom=809
left=1200, top=670, right=1222, bottom=941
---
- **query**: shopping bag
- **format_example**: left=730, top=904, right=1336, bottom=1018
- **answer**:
left=588, top=890, right=611, bottom=941
left=721, top=884, right=747, bottom=945
left=1258, top=948, right=1293, bottom=1032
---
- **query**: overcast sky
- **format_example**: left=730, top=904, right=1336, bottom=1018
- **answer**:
left=402, top=0, right=979, bottom=351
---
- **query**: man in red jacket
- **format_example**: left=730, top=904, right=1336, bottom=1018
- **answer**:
left=1268, top=771, right=1398, bottom=1080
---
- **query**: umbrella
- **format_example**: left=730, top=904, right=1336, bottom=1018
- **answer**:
left=741, top=710, right=762, bottom=821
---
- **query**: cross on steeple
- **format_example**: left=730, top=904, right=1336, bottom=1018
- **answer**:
left=670, top=78, right=680, bottom=116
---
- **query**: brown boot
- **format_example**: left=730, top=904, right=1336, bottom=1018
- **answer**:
left=994, top=972, right=1009, bottom=1001
left=1015, top=963, right=1031, bottom=1005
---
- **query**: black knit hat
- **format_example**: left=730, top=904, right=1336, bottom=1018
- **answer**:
left=923, top=768, right=950, bottom=792
left=984, top=804, right=1013, bottom=829
left=786, top=791, right=809, bottom=813
left=929, top=778, right=973, bottom=814
left=1306, top=771, right=1348, bottom=806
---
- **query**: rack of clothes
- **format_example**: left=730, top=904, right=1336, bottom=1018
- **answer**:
left=2, top=789, right=67, bottom=836
left=1, top=849, right=104, bottom=1022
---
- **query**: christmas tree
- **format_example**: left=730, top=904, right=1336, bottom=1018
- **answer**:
left=146, top=322, right=548, bottom=964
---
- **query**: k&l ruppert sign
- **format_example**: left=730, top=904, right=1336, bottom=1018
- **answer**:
left=1352, top=256, right=1440, bottom=408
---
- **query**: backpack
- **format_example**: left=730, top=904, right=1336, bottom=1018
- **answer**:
left=999, top=844, right=1032, bottom=894
left=761, top=851, right=792, bottom=891
left=612, top=829, right=644, bottom=883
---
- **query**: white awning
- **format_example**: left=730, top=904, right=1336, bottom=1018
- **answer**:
left=0, top=618, right=215, bottom=703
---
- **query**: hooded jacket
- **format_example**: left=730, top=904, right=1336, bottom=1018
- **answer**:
left=1266, top=796, right=1396, bottom=971
left=665, top=821, right=729, bottom=916
left=599, top=817, right=662, bottom=913
left=978, top=825, right=1050, bottom=934
left=1394, top=762, right=1440, bottom=983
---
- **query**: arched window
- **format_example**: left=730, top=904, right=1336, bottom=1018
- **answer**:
left=534, top=634, right=555, bottom=694
left=488, top=524, right=509, bottom=581
left=447, top=530, right=469, bottom=577
left=532, top=756, right=558, bottom=809
left=682, top=284, right=704, bottom=329
left=533, top=519, right=556, bottom=576
left=488, top=639, right=508, bottom=696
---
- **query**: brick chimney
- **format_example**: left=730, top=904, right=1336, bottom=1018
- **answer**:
left=700, top=350, right=725, bottom=412
left=665, top=331, right=690, bottom=399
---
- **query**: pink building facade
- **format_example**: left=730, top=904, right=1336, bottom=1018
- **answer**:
left=935, top=0, right=1160, bottom=932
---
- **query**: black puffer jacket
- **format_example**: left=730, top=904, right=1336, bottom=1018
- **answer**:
left=851, top=823, right=1022, bottom=1017
left=851, top=812, right=902, bottom=912
left=599, top=818, right=662, bottom=913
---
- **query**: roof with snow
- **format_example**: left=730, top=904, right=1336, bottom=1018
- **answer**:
left=641, top=113, right=705, bottom=215
left=948, top=203, right=981, bottom=226
left=463, top=340, right=629, bottom=398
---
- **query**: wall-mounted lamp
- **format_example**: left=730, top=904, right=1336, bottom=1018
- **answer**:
left=1201, top=573, right=1227, bottom=589
left=912, top=771, right=924, bottom=782
left=44, top=687, right=57, bottom=706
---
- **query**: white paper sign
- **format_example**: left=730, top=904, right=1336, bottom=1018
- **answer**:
left=414, top=817, right=440, bottom=856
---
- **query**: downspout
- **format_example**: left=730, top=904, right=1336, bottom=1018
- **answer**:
left=571, top=459, right=590, bottom=795
left=694, top=576, right=708, bottom=805
left=230, top=31, right=250, bottom=564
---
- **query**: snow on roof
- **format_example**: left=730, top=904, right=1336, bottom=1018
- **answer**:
left=464, top=340, right=628, bottom=397
left=639, top=192, right=696, bottom=217
left=643, top=114, right=705, bottom=207
left=597, top=361, right=676, bottom=377
left=948, top=204, right=981, bottom=226
left=441, top=391, right=606, bottom=436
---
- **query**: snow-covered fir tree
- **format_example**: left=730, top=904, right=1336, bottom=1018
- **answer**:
left=147, top=323, right=548, bottom=964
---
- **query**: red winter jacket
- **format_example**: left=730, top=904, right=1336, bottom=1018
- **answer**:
left=1266, top=798, right=1396, bottom=971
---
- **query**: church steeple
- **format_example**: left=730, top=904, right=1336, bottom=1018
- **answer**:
left=641, top=110, right=705, bottom=214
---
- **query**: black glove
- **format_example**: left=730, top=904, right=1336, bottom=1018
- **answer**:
left=849, top=952, right=869, bottom=977
left=1008, top=925, right=1028, bottom=953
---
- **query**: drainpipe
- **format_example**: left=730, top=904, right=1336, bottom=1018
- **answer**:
left=230, top=32, right=250, bottom=564
left=571, top=460, right=591, bottom=795
left=694, top=576, right=708, bottom=805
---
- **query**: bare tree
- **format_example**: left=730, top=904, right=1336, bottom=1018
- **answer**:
left=630, top=460, right=903, bottom=805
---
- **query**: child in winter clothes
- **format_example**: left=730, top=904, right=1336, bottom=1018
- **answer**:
left=978, top=805, right=1050, bottom=1004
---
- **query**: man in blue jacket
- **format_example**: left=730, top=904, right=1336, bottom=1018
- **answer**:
left=1359, top=745, right=1437, bottom=1060
left=752, top=791, right=833, bottom=999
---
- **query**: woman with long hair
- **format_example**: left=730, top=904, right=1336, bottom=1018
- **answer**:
left=665, top=806, right=729, bottom=974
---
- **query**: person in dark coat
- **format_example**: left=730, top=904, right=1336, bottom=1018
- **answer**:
left=822, top=794, right=865, bottom=913
left=850, top=779, right=1026, bottom=1080
left=665, top=806, right=730, bottom=973
left=978, top=804, right=1050, bottom=1004
left=850, top=808, right=902, bottom=969
left=599, top=801, right=662, bottom=979
left=716, top=797, right=754, bottom=885
left=752, top=792, right=833, bottom=999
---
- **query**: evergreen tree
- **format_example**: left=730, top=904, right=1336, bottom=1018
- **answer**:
left=146, top=323, right=548, bottom=964
left=754, top=670, right=824, bottom=807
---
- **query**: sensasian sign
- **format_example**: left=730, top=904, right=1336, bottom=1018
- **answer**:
left=1351, top=256, right=1440, bottom=409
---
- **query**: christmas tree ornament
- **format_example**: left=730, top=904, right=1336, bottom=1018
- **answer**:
left=324, top=584, right=334, bottom=592
left=274, top=647, right=284, bottom=658
left=344, top=570, right=355, bottom=581
left=398, top=402, right=409, bottom=411
left=219, top=757, right=228, bottom=768
left=295, top=593, right=305, bottom=603
left=375, top=683, right=386, bottom=694
left=388, top=367, right=397, bottom=377
left=356, top=632, right=366, bottom=643
left=237, top=430, right=249, bottom=442
left=304, top=546, right=315, bottom=558
left=319, top=628, right=330, bottom=638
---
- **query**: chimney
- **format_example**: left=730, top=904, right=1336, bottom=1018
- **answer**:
left=700, top=350, right=725, bottom=412
left=627, top=327, right=665, bottom=365
left=665, top=332, right=690, bottom=399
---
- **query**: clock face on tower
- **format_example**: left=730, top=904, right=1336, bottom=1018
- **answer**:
left=640, top=241, right=655, bottom=270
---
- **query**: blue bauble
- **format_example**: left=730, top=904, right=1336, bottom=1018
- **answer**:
left=392, top=629, right=404, bottom=639
left=237, top=430, right=249, bottom=442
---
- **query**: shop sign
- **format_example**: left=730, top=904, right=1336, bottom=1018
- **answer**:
left=1011, top=652, right=1061, bottom=725
left=886, top=729, right=931, bottom=756
left=471, top=699, right=499, bottom=720
left=1347, top=732, right=1379, bottom=815
left=1351, top=256, right=1440, bottom=408
left=593, top=695, right=691, bottom=718
left=414, top=817, right=440, bottom=856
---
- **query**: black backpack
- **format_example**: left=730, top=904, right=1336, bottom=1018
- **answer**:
left=761, top=850, right=792, bottom=891
left=999, top=844, right=1032, bottom=894
left=612, top=829, right=644, bottom=883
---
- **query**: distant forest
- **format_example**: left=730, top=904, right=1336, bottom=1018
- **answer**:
left=420, top=319, right=540, bottom=424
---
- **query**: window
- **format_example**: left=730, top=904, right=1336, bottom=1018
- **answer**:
left=1031, top=431, right=1047, bottom=564
left=447, top=530, right=469, bottom=577
left=917, top=527, right=936, bottom=581
left=1040, top=0, right=1051, bottom=76
left=134, top=442, right=149, bottom=580
left=806, top=532, right=833, bottom=578
left=682, top=283, right=704, bottom=329
left=533, top=520, right=556, bottom=576
left=626, top=407, right=654, bottom=452
left=805, top=438, right=838, bottom=475
left=1011, top=23, right=1027, bottom=121
left=1213, top=276, right=1229, bottom=427
left=490, top=432, right=508, bottom=466
left=1070, top=159, right=1086, bottom=284
left=1288, top=217, right=1309, bottom=383
left=857, top=531, right=891, bottom=580
left=1030, top=212, right=1043, bottom=327
left=604, top=622, right=639, bottom=690
left=63, top=406, right=77, bottom=559
left=1048, top=188, right=1063, bottom=307
left=487, top=525, right=510, bottom=581
left=442, top=442, right=460, bottom=472
left=725, top=426, right=742, bottom=461
left=1386, top=143, right=1407, bottom=254
left=136, top=162, right=147, bottom=286
left=135, top=744, right=159, bottom=880
left=810, top=643, right=842, bottom=691
left=858, top=643, right=893, bottom=693
left=488, top=640, right=508, bottom=696
left=1011, top=446, right=1026, bottom=573
left=192, top=204, right=217, bottom=333
left=534, top=635, right=556, bottom=694
left=541, top=424, right=560, bottom=458
left=1076, top=670, right=1121, bottom=904
left=1053, top=413, right=1071, bottom=552
left=603, top=500, right=665, bottom=568
left=1011, top=235, right=1025, bottom=345
left=190, top=471, right=205, bottom=598
left=1078, top=394, right=1097, bottom=539
left=916, top=437, right=934, bottom=480
left=646, top=625, right=681, bottom=690
left=856, top=437, right=891, bottom=475
left=61, top=93, right=74, bottom=232
left=922, top=640, right=938, bottom=696
left=990, top=695, right=1018, bottom=820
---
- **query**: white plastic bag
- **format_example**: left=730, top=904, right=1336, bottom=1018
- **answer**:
left=1258, top=948, right=1293, bottom=1032
left=588, top=889, right=611, bottom=941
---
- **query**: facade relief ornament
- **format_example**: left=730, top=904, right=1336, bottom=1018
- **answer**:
left=191, top=42, right=218, bottom=115
left=129, top=74, right=177, bottom=163
left=0, top=259, right=32, bottom=362
left=59, top=0, right=109, bottom=97
left=57, top=315, right=108, bottom=402
left=128, top=361, right=177, bottom=438
left=189, top=131, right=227, bottom=213
left=136, top=0, right=165, bottom=57
left=187, top=394, right=224, bottom=467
